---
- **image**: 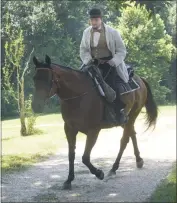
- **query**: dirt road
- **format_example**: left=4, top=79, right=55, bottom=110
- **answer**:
left=2, top=115, right=176, bottom=202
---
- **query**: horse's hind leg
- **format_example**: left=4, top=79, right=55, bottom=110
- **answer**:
left=63, top=123, right=78, bottom=190
left=82, top=128, right=104, bottom=180
left=108, top=107, right=144, bottom=175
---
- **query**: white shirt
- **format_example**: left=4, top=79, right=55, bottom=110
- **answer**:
left=92, top=25, right=101, bottom=47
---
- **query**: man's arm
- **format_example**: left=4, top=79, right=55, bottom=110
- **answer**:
left=109, top=30, right=127, bottom=67
left=80, top=30, right=93, bottom=65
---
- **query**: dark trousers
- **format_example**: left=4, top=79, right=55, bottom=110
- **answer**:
left=93, top=56, right=115, bottom=89
left=94, top=58, right=126, bottom=112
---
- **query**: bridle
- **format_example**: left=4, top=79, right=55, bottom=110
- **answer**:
left=34, top=62, right=112, bottom=101
left=34, top=68, right=59, bottom=99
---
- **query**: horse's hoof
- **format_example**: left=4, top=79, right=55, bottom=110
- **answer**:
left=108, top=170, right=116, bottom=177
left=96, top=169, right=104, bottom=180
left=136, top=158, right=144, bottom=168
left=62, top=182, right=72, bottom=190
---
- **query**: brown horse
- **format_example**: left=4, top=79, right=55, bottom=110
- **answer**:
left=32, top=55, right=158, bottom=190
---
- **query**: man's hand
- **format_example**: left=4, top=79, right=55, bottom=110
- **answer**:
left=99, top=59, right=108, bottom=64
left=107, top=59, right=116, bottom=67
left=87, top=59, right=94, bottom=65
left=82, top=64, right=90, bottom=72
left=81, top=59, right=94, bottom=72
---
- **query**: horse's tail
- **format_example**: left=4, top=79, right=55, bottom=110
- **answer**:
left=141, top=77, right=158, bottom=131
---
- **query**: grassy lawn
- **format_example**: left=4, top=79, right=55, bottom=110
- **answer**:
left=149, top=164, right=176, bottom=203
left=157, top=105, right=176, bottom=116
left=2, top=119, right=65, bottom=173
left=2, top=113, right=64, bottom=129
left=2, top=113, right=85, bottom=174
left=2, top=106, right=176, bottom=174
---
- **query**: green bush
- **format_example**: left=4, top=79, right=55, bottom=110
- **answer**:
left=25, top=95, right=43, bottom=135
left=114, top=4, right=176, bottom=104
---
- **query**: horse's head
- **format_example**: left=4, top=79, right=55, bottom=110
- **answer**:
left=32, top=55, right=58, bottom=113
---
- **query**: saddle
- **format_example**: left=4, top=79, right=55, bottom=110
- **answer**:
left=82, top=63, right=140, bottom=126
left=87, top=63, right=139, bottom=101
left=117, top=64, right=140, bottom=95
left=88, top=65, right=116, bottom=103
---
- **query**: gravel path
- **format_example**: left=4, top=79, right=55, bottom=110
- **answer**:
left=2, top=116, right=176, bottom=202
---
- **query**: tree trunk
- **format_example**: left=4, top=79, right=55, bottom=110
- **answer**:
left=20, top=78, right=27, bottom=136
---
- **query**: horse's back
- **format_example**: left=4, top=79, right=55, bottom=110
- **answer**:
left=120, top=74, right=147, bottom=114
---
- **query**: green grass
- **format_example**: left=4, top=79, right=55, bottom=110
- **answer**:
left=2, top=113, right=64, bottom=129
left=157, top=105, right=176, bottom=116
left=2, top=127, right=66, bottom=174
left=2, top=106, right=176, bottom=174
left=2, top=113, right=65, bottom=173
left=149, top=164, right=176, bottom=203
left=2, top=154, right=52, bottom=174
left=2, top=113, right=85, bottom=174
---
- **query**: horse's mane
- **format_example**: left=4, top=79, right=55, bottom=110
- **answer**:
left=52, top=63, right=83, bottom=74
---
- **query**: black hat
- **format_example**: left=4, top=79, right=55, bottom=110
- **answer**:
left=89, top=8, right=102, bottom=18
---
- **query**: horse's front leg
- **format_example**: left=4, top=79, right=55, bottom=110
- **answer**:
left=63, top=123, right=78, bottom=190
left=82, top=128, right=104, bottom=180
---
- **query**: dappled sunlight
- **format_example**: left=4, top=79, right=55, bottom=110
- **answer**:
left=70, top=193, right=81, bottom=197
left=50, top=174, right=61, bottom=179
left=34, top=181, right=42, bottom=186
left=108, top=193, right=117, bottom=197
left=2, top=152, right=175, bottom=202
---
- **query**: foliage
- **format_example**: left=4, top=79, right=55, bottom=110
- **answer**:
left=108, top=0, right=172, bottom=14
left=1, top=0, right=176, bottom=119
left=149, top=164, right=176, bottom=202
left=2, top=11, right=25, bottom=116
left=25, top=94, right=42, bottom=135
left=114, top=4, right=176, bottom=103
left=152, top=1, right=176, bottom=102
left=2, top=10, right=36, bottom=136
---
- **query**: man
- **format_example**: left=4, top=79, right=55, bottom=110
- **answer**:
left=80, top=8, right=132, bottom=124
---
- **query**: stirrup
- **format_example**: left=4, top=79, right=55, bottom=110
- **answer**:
left=119, top=109, right=129, bottom=124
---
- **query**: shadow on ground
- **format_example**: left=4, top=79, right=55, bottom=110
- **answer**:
left=2, top=153, right=174, bottom=202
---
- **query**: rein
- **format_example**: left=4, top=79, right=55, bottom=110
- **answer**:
left=36, top=62, right=112, bottom=101
left=60, top=62, right=112, bottom=101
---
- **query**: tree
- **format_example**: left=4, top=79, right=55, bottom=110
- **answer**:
left=114, top=4, right=176, bottom=103
left=3, top=12, right=35, bottom=135
left=160, top=2, right=176, bottom=103
left=1, top=0, right=176, bottom=119
left=108, top=0, right=172, bottom=14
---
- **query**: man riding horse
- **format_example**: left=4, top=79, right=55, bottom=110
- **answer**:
left=80, top=8, right=135, bottom=125
left=32, top=8, right=158, bottom=190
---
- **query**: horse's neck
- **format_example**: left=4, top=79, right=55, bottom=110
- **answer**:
left=54, top=66, right=92, bottom=99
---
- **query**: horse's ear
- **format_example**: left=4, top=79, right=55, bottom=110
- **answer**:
left=45, top=55, right=51, bottom=65
left=33, top=56, right=39, bottom=66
